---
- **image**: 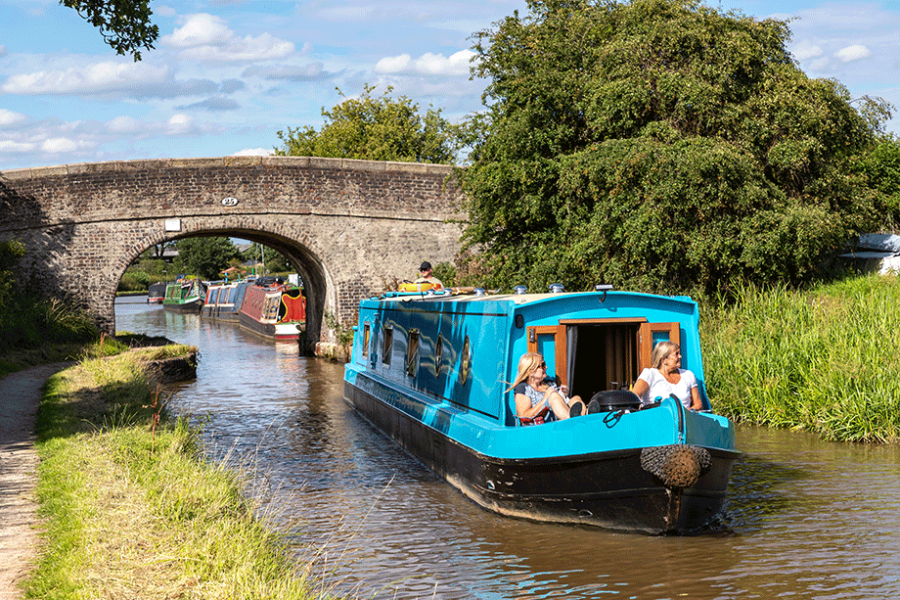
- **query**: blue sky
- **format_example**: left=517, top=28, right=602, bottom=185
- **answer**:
left=1, top=0, right=899, bottom=171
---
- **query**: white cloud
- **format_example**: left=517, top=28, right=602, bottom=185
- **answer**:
left=41, top=137, right=81, bottom=153
left=792, top=40, right=824, bottom=62
left=0, top=140, right=36, bottom=154
left=233, top=147, right=272, bottom=157
left=835, top=44, right=872, bottom=63
left=162, top=13, right=295, bottom=62
left=0, top=61, right=169, bottom=95
left=107, top=116, right=143, bottom=133
left=167, top=114, right=195, bottom=135
left=375, top=49, right=476, bottom=76
left=375, top=54, right=412, bottom=74
left=164, top=13, right=233, bottom=48
left=0, top=109, right=28, bottom=126
left=154, top=4, right=177, bottom=17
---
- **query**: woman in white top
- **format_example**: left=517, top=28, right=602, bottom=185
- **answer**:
left=631, top=341, right=703, bottom=410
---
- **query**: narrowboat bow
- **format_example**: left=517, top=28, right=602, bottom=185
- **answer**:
left=342, top=286, right=740, bottom=534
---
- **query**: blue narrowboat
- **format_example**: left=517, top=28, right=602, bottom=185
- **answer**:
left=342, top=286, right=740, bottom=534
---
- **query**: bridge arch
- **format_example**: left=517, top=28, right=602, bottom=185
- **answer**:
left=0, top=156, right=464, bottom=354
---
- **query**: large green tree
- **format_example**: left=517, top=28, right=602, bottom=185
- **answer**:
left=276, top=84, right=464, bottom=164
left=457, top=0, right=891, bottom=297
left=63, top=0, right=158, bottom=60
left=174, top=237, right=239, bottom=281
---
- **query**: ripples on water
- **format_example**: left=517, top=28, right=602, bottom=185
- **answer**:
left=117, top=296, right=900, bottom=599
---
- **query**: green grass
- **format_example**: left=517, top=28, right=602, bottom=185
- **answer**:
left=27, top=345, right=329, bottom=600
left=702, top=274, right=900, bottom=442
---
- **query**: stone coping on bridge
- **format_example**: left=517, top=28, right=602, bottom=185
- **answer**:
left=1, top=156, right=459, bottom=180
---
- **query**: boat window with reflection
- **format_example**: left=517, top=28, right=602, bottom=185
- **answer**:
left=382, top=325, right=393, bottom=366
left=362, top=323, right=370, bottom=357
left=406, top=329, right=420, bottom=377
left=459, top=335, right=471, bottom=385
left=434, top=335, right=443, bottom=377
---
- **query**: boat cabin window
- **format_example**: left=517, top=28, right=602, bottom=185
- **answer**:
left=362, top=323, right=370, bottom=358
left=406, top=329, right=420, bottom=377
left=434, top=335, right=443, bottom=377
left=382, top=325, right=393, bottom=366
left=459, top=335, right=471, bottom=385
left=526, top=320, right=680, bottom=401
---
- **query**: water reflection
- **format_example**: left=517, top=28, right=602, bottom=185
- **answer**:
left=117, top=296, right=900, bottom=599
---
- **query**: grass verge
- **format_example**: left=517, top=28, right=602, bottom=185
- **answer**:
left=702, top=273, right=900, bottom=443
left=27, top=344, right=326, bottom=600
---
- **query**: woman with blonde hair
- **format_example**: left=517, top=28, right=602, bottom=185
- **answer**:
left=631, top=341, right=703, bottom=410
left=508, top=352, right=585, bottom=424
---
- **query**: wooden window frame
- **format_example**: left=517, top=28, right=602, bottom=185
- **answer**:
left=526, top=318, right=681, bottom=386
left=639, top=322, right=681, bottom=369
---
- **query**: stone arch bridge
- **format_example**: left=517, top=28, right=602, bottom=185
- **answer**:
left=0, top=156, right=464, bottom=354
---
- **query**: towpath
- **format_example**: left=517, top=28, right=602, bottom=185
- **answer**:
left=0, top=363, right=70, bottom=600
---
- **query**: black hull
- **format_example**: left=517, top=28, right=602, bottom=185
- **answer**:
left=162, top=300, right=203, bottom=314
left=344, top=381, right=737, bottom=534
left=202, top=306, right=241, bottom=323
left=238, top=312, right=276, bottom=339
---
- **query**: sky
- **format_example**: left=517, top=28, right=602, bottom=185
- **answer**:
left=1, top=0, right=900, bottom=172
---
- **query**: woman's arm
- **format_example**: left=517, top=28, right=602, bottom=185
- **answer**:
left=631, top=379, right=649, bottom=399
left=689, top=386, right=703, bottom=411
left=515, top=393, right=548, bottom=418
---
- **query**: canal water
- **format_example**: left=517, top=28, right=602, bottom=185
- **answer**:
left=117, top=296, right=900, bottom=600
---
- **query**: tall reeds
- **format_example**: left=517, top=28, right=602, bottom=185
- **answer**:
left=702, top=274, right=900, bottom=442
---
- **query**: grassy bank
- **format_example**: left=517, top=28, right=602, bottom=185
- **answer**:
left=702, top=274, right=900, bottom=443
left=28, top=343, right=326, bottom=600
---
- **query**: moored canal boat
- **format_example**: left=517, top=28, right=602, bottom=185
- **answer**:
left=342, top=286, right=740, bottom=534
left=147, top=281, right=167, bottom=304
left=202, top=279, right=254, bottom=323
left=162, top=279, right=206, bottom=313
left=238, top=277, right=307, bottom=341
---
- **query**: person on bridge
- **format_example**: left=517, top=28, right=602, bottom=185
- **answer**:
left=415, top=261, right=443, bottom=287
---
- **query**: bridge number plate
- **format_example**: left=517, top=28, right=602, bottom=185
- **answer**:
left=221, top=197, right=239, bottom=207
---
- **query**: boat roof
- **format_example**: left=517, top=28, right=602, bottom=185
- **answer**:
left=368, top=289, right=696, bottom=309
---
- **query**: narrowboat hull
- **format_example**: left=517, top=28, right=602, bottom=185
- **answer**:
left=238, top=280, right=306, bottom=341
left=162, top=297, right=203, bottom=313
left=344, top=374, right=737, bottom=534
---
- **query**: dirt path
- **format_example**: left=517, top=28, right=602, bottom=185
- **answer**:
left=0, top=363, right=71, bottom=600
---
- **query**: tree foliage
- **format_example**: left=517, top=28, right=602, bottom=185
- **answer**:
left=276, top=85, right=464, bottom=164
left=174, top=237, right=239, bottom=281
left=457, top=0, right=891, bottom=297
left=241, top=243, right=292, bottom=274
left=62, top=0, right=159, bottom=61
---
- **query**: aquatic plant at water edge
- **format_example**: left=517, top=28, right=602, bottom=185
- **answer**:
left=702, top=275, right=900, bottom=442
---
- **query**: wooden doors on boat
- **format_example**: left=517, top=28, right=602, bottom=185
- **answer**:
left=525, top=319, right=681, bottom=401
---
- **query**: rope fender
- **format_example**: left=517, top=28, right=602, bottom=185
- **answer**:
left=640, top=445, right=712, bottom=489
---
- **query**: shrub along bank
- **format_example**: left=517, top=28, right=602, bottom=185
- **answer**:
left=702, top=273, right=900, bottom=443
left=27, top=342, right=327, bottom=600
